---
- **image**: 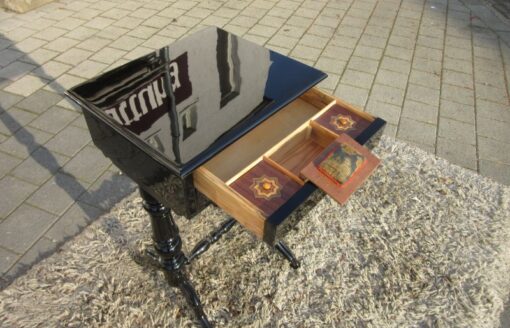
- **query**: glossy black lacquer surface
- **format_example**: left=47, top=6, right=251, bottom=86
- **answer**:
left=67, top=27, right=327, bottom=177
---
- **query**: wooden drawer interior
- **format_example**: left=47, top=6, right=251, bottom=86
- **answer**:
left=193, top=88, right=378, bottom=242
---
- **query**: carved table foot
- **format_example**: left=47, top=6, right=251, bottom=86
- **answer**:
left=140, top=188, right=212, bottom=328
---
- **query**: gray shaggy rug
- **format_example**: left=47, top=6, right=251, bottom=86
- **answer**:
left=1, top=136, right=509, bottom=328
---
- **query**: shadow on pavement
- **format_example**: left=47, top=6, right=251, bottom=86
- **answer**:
left=0, top=33, right=136, bottom=289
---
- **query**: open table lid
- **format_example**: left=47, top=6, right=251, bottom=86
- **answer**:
left=301, top=133, right=380, bottom=205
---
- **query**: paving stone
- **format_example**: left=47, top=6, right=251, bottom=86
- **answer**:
left=371, top=83, right=406, bottom=106
left=436, top=137, right=477, bottom=170
left=84, top=17, right=115, bottom=30
left=248, top=24, right=278, bottom=38
left=352, top=45, right=383, bottom=61
left=64, top=26, right=101, bottom=41
left=380, top=56, right=411, bottom=74
left=88, top=47, right=127, bottom=65
left=359, top=34, right=387, bottom=49
left=385, top=45, right=414, bottom=61
left=0, top=90, right=22, bottom=112
left=409, top=69, right=440, bottom=89
left=318, top=73, right=340, bottom=91
left=29, top=106, right=78, bottom=134
left=0, top=126, right=53, bottom=159
left=222, top=25, right=249, bottom=38
left=279, top=25, right=306, bottom=39
left=0, top=107, right=37, bottom=136
left=366, top=24, right=392, bottom=38
left=406, top=83, right=440, bottom=106
left=0, top=176, right=38, bottom=219
left=443, top=70, right=473, bottom=89
left=329, top=35, right=358, bottom=49
left=45, top=202, right=104, bottom=243
left=79, top=170, right=136, bottom=211
left=375, top=69, right=408, bottom=90
left=124, top=46, right=153, bottom=61
left=13, top=38, right=47, bottom=54
left=474, top=56, right=504, bottom=74
left=0, top=61, right=36, bottom=81
left=291, top=45, right=322, bottom=62
left=0, top=247, right=18, bottom=275
left=54, top=17, right=86, bottom=31
left=15, top=89, right=62, bottom=114
left=102, top=8, right=132, bottom=20
left=412, top=56, right=442, bottom=75
left=417, top=35, right=444, bottom=50
left=54, top=48, right=92, bottom=66
left=43, top=74, right=86, bottom=95
left=337, top=25, right=363, bottom=39
left=287, top=16, right=314, bottom=29
left=397, top=117, right=437, bottom=146
left=347, top=56, right=379, bottom=74
left=27, top=172, right=88, bottom=216
left=32, top=60, right=72, bottom=80
left=365, top=99, right=401, bottom=125
left=475, top=83, right=509, bottom=105
left=334, top=83, right=370, bottom=107
left=4, top=75, right=47, bottom=97
left=186, top=7, right=214, bottom=19
left=127, top=25, right=160, bottom=39
left=402, top=99, right=438, bottom=124
left=341, top=69, right=374, bottom=89
left=443, top=57, right=472, bottom=75
left=142, top=35, right=175, bottom=49
left=476, top=99, right=510, bottom=123
left=62, top=145, right=111, bottom=184
left=44, top=125, right=91, bottom=157
left=109, top=35, right=144, bottom=52
left=68, top=60, right=108, bottom=79
left=19, top=48, right=58, bottom=67
left=0, top=204, right=56, bottom=253
left=440, top=100, right=475, bottom=124
left=479, top=160, right=510, bottom=185
left=478, top=136, right=510, bottom=164
left=445, top=45, right=472, bottom=61
left=76, top=37, right=111, bottom=53
left=43, top=37, right=80, bottom=52
left=11, top=146, right=69, bottom=185
left=441, top=83, right=475, bottom=106
left=33, top=27, right=67, bottom=42
left=477, top=117, right=510, bottom=142
left=299, top=34, right=329, bottom=50
left=382, top=123, right=397, bottom=137
left=0, top=152, right=22, bottom=179
left=315, top=57, right=346, bottom=74
left=4, top=236, right=58, bottom=280
left=321, top=45, right=353, bottom=61
left=475, top=68, right=506, bottom=89
left=438, top=117, right=476, bottom=145
left=0, top=49, right=24, bottom=67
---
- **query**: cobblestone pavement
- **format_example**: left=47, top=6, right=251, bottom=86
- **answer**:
left=0, top=0, right=509, bottom=298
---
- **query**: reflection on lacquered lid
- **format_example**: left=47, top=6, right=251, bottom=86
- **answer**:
left=68, top=27, right=326, bottom=176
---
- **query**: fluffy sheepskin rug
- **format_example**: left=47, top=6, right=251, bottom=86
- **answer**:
left=1, top=136, right=509, bottom=328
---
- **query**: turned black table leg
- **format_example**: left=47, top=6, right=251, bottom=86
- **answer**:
left=140, top=188, right=212, bottom=328
left=275, top=240, right=300, bottom=269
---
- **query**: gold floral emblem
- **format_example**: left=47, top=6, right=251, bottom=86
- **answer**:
left=331, top=114, right=356, bottom=131
left=250, top=175, right=281, bottom=200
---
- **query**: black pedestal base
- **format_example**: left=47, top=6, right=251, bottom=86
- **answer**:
left=138, top=188, right=301, bottom=327
left=140, top=188, right=212, bottom=328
